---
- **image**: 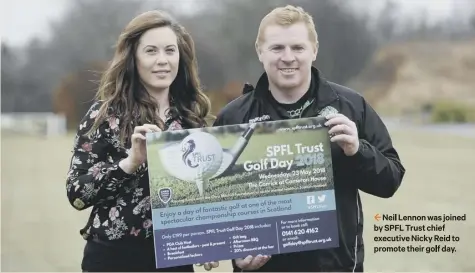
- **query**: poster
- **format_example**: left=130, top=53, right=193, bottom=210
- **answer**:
left=146, top=116, right=339, bottom=268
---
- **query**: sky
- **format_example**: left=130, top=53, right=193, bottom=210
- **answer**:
left=1, top=0, right=474, bottom=47
left=354, top=0, right=473, bottom=22
left=1, top=0, right=72, bottom=46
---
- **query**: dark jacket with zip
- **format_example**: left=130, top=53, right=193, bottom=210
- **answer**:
left=213, top=67, right=406, bottom=272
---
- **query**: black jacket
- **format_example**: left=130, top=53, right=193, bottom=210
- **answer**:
left=213, top=67, right=405, bottom=272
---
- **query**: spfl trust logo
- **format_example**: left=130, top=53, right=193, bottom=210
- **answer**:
left=181, top=139, right=199, bottom=168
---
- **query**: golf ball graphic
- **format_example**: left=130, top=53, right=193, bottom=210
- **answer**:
left=158, top=131, right=224, bottom=197
left=180, top=131, right=223, bottom=180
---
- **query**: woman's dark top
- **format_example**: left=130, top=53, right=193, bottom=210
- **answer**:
left=66, top=101, right=194, bottom=272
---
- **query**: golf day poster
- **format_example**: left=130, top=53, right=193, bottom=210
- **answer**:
left=145, top=116, right=339, bottom=268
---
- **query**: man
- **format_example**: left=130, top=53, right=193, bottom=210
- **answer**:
left=213, top=5, right=406, bottom=272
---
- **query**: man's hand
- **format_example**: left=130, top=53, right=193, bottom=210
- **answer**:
left=195, top=261, right=219, bottom=271
left=235, top=255, right=271, bottom=271
left=325, top=113, right=360, bottom=156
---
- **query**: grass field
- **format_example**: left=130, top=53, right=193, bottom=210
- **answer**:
left=1, top=128, right=474, bottom=272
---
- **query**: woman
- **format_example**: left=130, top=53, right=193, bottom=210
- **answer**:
left=66, top=10, right=219, bottom=272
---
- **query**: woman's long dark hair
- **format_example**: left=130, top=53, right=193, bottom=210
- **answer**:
left=87, top=10, right=213, bottom=145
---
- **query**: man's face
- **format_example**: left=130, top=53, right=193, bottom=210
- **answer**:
left=257, top=22, right=317, bottom=92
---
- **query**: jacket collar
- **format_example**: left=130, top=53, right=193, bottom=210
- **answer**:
left=244, top=66, right=339, bottom=109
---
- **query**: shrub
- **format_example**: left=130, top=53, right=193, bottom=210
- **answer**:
left=52, top=62, right=106, bottom=130
left=430, top=100, right=475, bottom=123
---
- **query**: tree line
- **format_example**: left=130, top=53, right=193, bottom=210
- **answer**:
left=2, top=0, right=474, bottom=129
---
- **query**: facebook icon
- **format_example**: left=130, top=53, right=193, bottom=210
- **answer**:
left=307, top=195, right=315, bottom=205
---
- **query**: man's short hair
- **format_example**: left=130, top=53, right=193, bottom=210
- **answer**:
left=255, top=5, right=319, bottom=49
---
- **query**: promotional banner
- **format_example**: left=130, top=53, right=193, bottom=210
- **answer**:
left=146, top=116, right=339, bottom=268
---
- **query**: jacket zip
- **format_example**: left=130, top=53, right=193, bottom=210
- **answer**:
left=298, top=99, right=315, bottom=118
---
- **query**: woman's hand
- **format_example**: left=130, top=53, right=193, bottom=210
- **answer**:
left=119, top=124, right=161, bottom=174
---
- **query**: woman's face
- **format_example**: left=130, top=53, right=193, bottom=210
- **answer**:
left=135, top=26, right=180, bottom=93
